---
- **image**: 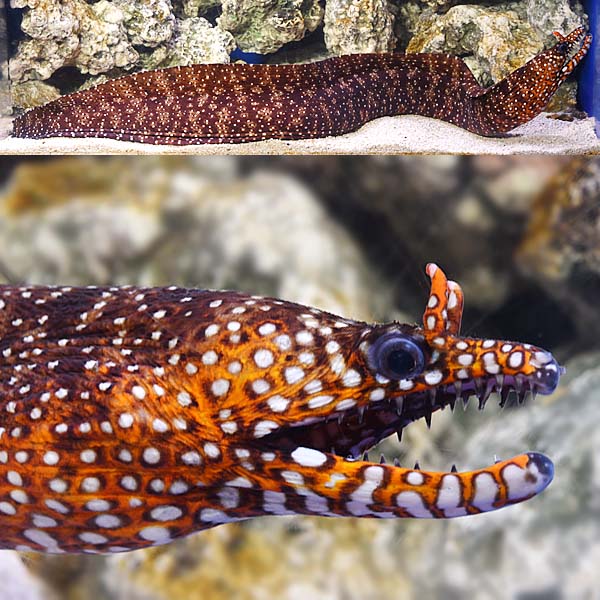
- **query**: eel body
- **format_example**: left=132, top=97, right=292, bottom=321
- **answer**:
left=12, top=28, right=590, bottom=144
left=0, top=264, right=562, bottom=554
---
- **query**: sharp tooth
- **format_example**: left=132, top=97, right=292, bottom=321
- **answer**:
left=515, top=375, right=528, bottom=404
left=495, top=374, right=504, bottom=390
left=363, top=452, right=369, bottom=461
left=462, top=395, right=470, bottom=410
left=530, top=385, right=538, bottom=403
left=448, top=397, right=456, bottom=412
left=393, top=458, right=401, bottom=467
left=425, top=413, right=432, bottom=429
left=413, top=461, right=421, bottom=470
left=494, top=455, right=500, bottom=464
left=474, top=378, right=483, bottom=396
left=396, top=430, right=403, bottom=443
left=395, top=397, right=404, bottom=415
left=428, top=388, right=437, bottom=407
left=450, top=464, right=458, bottom=473
left=499, top=386, right=511, bottom=407
left=379, top=454, right=386, bottom=464
left=337, top=414, right=344, bottom=425
left=479, top=380, right=495, bottom=410
left=358, top=406, right=365, bottom=424
left=331, top=446, right=337, bottom=454
left=514, top=374, right=524, bottom=393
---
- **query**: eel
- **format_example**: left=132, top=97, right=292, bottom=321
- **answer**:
left=12, top=28, right=591, bottom=145
left=0, top=264, right=562, bottom=554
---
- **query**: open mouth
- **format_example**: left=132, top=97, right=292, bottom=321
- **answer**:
left=260, top=370, right=561, bottom=463
left=554, top=27, right=592, bottom=75
left=252, top=264, right=561, bottom=519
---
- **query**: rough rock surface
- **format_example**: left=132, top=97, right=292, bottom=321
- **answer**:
left=112, top=0, right=175, bottom=48
left=162, top=17, right=235, bottom=67
left=10, top=80, right=60, bottom=109
left=406, top=5, right=543, bottom=86
left=176, top=0, right=220, bottom=17
left=217, top=0, right=323, bottom=54
left=0, top=157, right=392, bottom=320
left=323, top=0, right=396, bottom=54
left=9, top=0, right=139, bottom=82
left=518, top=158, right=600, bottom=344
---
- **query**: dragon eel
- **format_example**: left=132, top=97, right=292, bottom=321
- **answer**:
left=0, top=264, right=561, bottom=554
left=12, top=28, right=590, bottom=144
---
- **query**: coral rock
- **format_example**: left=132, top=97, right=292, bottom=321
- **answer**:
left=112, top=0, right=175, bottom=47
left=9, top=0, right=138, bottom=81
left=324, top=0, right=396, bottom=54
left=162, top=17, right=235, bottom=67
left=217, top=0, right=324, bottom=54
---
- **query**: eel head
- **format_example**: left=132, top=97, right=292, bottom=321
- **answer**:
left=234, top=264, right=561, bottom=521
left=475, top=27, right=591, bottom=134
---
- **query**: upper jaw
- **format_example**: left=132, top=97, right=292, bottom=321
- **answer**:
left=255, top=349, right=563, bottom=462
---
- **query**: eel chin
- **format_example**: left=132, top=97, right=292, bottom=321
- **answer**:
left=250, top=359, right=561, bottom=519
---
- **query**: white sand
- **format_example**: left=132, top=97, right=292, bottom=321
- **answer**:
left=0, top=113, right=598, bottom=155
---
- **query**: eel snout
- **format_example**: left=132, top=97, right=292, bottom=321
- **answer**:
left=254, top=264, right=562, bottom=521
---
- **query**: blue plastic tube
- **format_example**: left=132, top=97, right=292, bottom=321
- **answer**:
left=579, top=0, right=599, bottom=136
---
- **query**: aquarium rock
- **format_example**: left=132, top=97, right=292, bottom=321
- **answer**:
left=176, top=0, right=220, bottom=17
left=0, top=157, right=391, bottom=320
left=324, top=0, right=396, bottom=54
left=525, top=0, right=587, bottom=42
left=112, top=0, right=175, bottom=47
left=10, top=0, right=138, bottom=82
left=518, top=158, right=600, bottom=342
left=10, top=80, right=60, bottom=109
left=161, top=17, right=235, bottom=67
left=217, top=0, right=324, bottom=54
left=406, top=5, right=543, bottom=86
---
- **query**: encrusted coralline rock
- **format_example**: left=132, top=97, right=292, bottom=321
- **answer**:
left=518, top=158, right=600, bottom=342
left=406, top=5, right=543, bottom=86
left=112, top=0, right=175, bottom=48
left=176, top=0, right=220, bottom=17
left=217, top=0, right=324, bottom=54
left=524, top=0, right=586, bottom=42
left=324, top=0, right=396, bottom=54
left=10, top=80, right=60, bottom=108
left=9, top=0, right=138, bottom=82
left=162, top=17, right=235, bottom=67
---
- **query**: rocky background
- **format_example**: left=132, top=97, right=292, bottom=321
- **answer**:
left=0, top=155, right=598, bottom=599
left=3, top=0, right=587, bottom=111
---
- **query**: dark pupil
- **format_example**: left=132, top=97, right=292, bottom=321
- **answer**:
left=386, top=348, right=416, bottom=376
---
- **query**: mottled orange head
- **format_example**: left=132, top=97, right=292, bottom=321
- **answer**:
left=0, top=265, right=562, bottom=553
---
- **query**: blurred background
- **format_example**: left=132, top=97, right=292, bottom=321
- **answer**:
left=0, top=155, right=599, bottom=600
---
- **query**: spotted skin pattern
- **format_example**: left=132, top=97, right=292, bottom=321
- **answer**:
left=12, top=28, right=590, bottom=144
left=0, top=265, right=561, bottom=554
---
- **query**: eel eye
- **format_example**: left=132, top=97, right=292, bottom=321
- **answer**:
left=369, top=333, right=425, bottom=380
left=555, top=41, right=569, bottom=54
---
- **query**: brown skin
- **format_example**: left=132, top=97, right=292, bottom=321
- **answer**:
left=12, top=28, right=590, bottom=144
